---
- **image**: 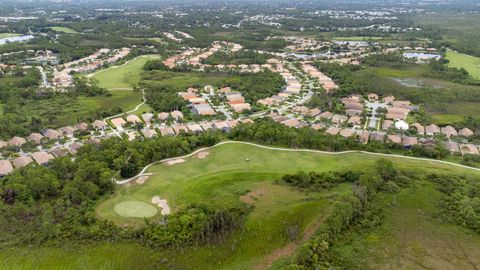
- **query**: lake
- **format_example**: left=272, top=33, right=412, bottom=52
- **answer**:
left=0, top=35, right=34, bottom=45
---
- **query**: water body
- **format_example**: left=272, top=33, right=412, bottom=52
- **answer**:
left=403, top=52, right=441, bottom=60
left=0, top=35, right=34, bottom=45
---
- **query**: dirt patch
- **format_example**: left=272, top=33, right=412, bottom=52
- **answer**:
left=163, top=158, right=185, bottom=166
left=196, top=151, right=210, bottom=159
left=151, top=196, right=171, bottom=215
left=240, top=187, right=267, bottom=205
left=136, top=175, right=149, bottom=185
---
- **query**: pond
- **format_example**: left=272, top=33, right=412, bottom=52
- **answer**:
left=403, top=52, right=441, bottom=60
left=0, top=35, right=34, bottom=45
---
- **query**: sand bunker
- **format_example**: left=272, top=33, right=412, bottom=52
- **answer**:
left=164, top=158, right=185, bottom=165
left=136, top=175, right=149, bottom=184
left=151, top=196, right=171, bottom=215
left=197, top=151, right=210, bottom=159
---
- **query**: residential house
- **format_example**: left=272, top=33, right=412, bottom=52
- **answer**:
left=227, top=120, right=239, bottom=128
left=402, top=136, right=418, bottom=148
left=383, top=96, right=395, bottom=104
left=425, top=124, right=441, bottom=136
left=92, top=120, right=107, bottom=130
left=441, top=126, right=458, bottom=138
left=126, top=115, right=142, bottom=124
left=317, top=111, right=333, bottom=120
left=213, top=121, right=231, bottom=132
left=0, top=160, right=13, bottom=177
left=370, top=132, right=385, bottom=142
left=458, top=128, right=474, bottom=137
left=75, top=122, right=89, bottom=131
left=142, top=113, right=154, bottom=126
left=186, top=123, right=203, bottom=134
left=460, top=144, right=479, bottom=155
left=159, top=127, right=175, bottom=136
left=111, top=118, right=126, bottom=128
left=50, top=147, right=69, bottom=157
left=31, top=152, right=54, bottom=165
left=172, top=124, right=189, bottom=135
left=142, top=129, right=158, bottom=138
left=68, top=142, right=84, bottom=155
left=27, top=133, right=44, bottom=144
left=281, top=118, right=301, bottom=128
left=12, top=156, right=33, bottom=168
left=59, top=126, right=76, bottom=137
left=325, top=127, right=340, bottom=135
left=311, top=123, right=325, bottom=131
left=304, top=108, right=321, bottom=117
left=193, top=103, right=216, bottom=115
left=199, top=122, right=214, bottom=131
left=231, top=103, right=251, bottom=113
left=357, top=131, right=370, bottom=144
left=340, top=129, right=355, bottom=138
left=331, top=114, right=348, bottom=124
left=8, top=136, right=26, bottom=147
left=411, top=123, right=425, bottom=135
left=367, top=93, right=379, bottom=101
left=348, top=115, right=362, bottom=126
left=158, top=112, right=170, bottom=122
left=382, top=120, right=394, bottom=130
left=387, top=134, right=402, bottom=144
left=171, top=110, right=184, bottom=121
left=44, top=129, right=62, bottom=140
left=444, top=141, right=460, bottom=153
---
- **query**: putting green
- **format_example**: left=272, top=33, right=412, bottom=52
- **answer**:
left=114, top=201, right=158, bottom=218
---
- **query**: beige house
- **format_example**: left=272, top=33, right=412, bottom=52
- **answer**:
left=12, top=156, right=33, bottom=168
left=0, top=160, right=13, bottom=177
left=8, top=136, right=26, bottom=147
left=31, top=152, right=54, bottom=165
left=92, top=120, right=107, bottom=130
left=325, top=127, right=340, bottom=135
left=111, top=118, right=126, bottom=128
left=458, top=128, right=474, bottom=137
left=44, top=129, right=62, bottom=140
left=27, top=133, right=44, bottom=144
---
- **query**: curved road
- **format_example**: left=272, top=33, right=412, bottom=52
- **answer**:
left=115, top=140, right=480, bottom=184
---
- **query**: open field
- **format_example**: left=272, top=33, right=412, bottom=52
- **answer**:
left=0, top=33, right=21, bottom=39
left=48, top=26, right=78, bottom=34
left=25, top=90, right=142, bottom=127
left=329, top=181, right=480, bottom=269
left=446, top=49, right=480, bottom=79
left=92, top=55, right=161, bottom=90
left=141, top=70, right=241, bottom=90
left=2, top=143, right=480, bottom=269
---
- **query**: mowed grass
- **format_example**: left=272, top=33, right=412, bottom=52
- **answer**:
left=446, top=48, right=480, bottom=79
left=3, top=143, right=480, bottom=269
left=331, top=181, right=480, bottom=269
left=92, top=55, right=161, bottom=89
left=0, top=33, right=21, bottom=39
left=49, top=26, right=78, bottom=34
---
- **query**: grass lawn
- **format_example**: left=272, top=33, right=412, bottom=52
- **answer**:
left=92, top=55, right=161, bottom=90
left=48, top=26, right=78, bottom=34
left=329, top=181, right=480, bottom=269
left=446, top=48, right=480, bottom=79
left=0, top=33, right=21, bottom=39
left=2, top=143, right=480, bottom=269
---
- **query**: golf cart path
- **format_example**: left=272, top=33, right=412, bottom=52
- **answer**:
left=115, top=141, right=480, bottom=184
